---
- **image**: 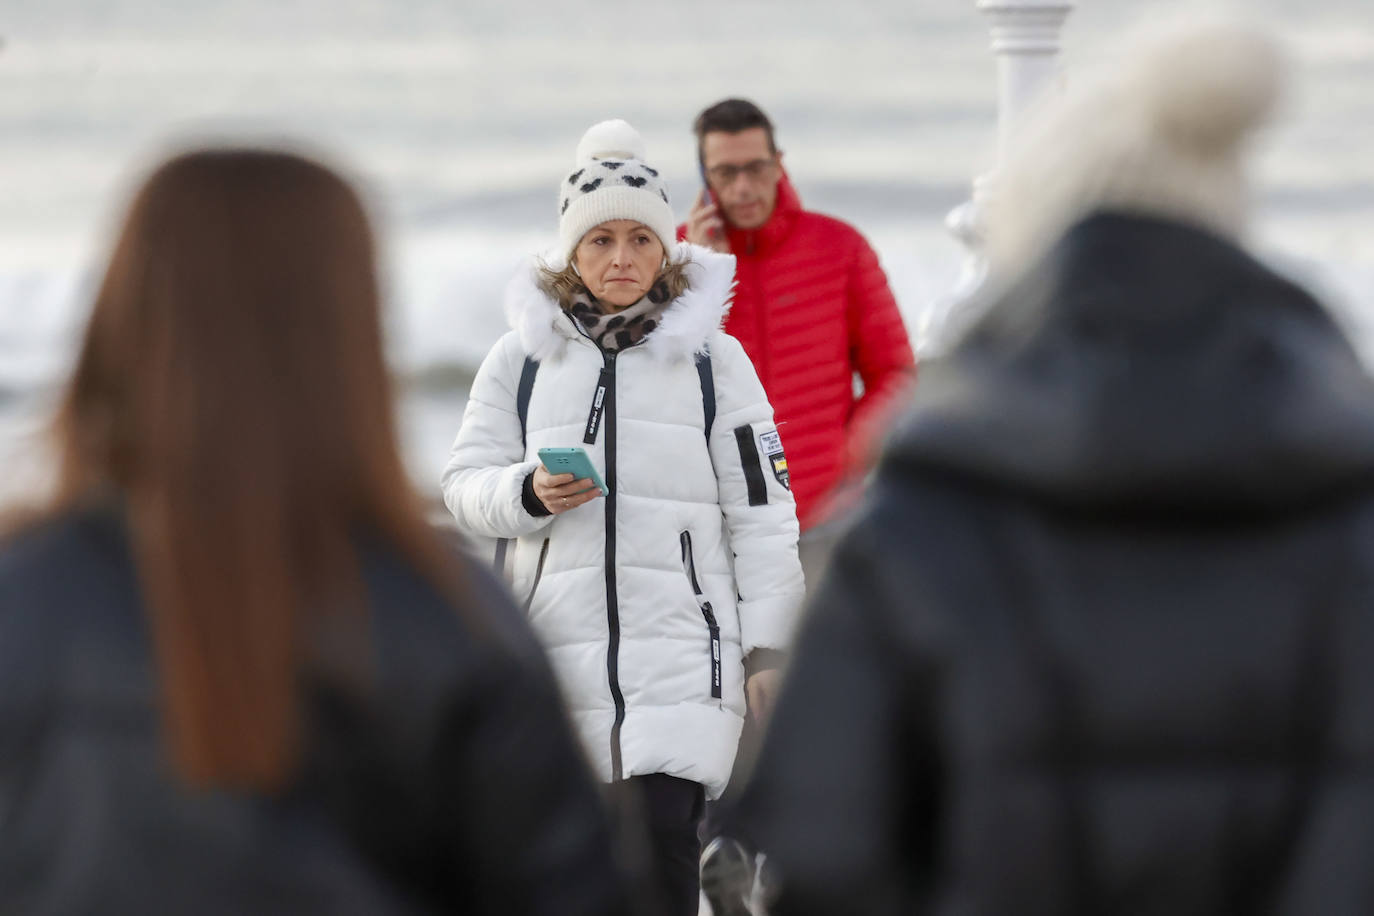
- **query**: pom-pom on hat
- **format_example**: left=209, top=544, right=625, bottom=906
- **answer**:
left=559, top=119, right=675, bottom=260
left=986, top=13, right=1285, bottom=272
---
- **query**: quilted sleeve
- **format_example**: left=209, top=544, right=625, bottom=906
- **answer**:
left=707, top=332, right=805, bottom=655
left=845, top=235, right=917, bottom=467
left=440, top=333, right=554, bottom=541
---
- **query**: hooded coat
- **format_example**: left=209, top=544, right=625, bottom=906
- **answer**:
left=739, top=212, right=1374, bottom=915
left=441, top=243, right=804, bottom=798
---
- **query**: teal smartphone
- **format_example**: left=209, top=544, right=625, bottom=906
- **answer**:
left=537, top=447, right=609, bottom=495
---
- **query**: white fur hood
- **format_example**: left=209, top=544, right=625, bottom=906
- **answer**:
left=502, top=242, right=737, bottom=363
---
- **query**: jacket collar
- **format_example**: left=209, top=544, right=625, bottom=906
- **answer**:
left=503, top=242, right=736, bottom=363
left=724, top=169, right=803, bottom=256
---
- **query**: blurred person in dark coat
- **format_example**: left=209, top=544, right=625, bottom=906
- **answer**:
left=0, top=149, right=630, bottom=915
left=731, top=17, right=1374, bottom=916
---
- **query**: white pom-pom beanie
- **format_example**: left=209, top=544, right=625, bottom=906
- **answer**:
left=986, top=13, right=1285, bottom=272
left=558, top=119, right=676, bottom=260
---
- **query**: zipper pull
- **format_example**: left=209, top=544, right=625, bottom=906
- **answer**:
left=704, top=600, right=722, bottom=700
left=584, top=362, right=613, bottom=444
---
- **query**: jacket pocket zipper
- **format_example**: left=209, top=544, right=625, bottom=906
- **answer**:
left=680, top=530, right=722, bottom=700
left=521, top=538, right=551, bottom=615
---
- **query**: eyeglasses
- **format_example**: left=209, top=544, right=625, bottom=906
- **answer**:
left=705, top=158, right=779, bottom=186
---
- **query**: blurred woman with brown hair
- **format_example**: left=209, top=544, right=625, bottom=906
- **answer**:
left=0, top=149, right=628, bottom=915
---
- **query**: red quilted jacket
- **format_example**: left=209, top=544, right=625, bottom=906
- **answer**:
left=679, top=173, right=915, bottom=530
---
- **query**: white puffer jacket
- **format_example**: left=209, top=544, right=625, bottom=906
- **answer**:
left=441, top=244, right=803, bottom=797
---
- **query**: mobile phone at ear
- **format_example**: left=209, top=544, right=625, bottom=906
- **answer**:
left=697, top=161, right=721, bottom=238
left=537, top=447, right=610, bottom=496
left=702, top=158, right=727, bottom=202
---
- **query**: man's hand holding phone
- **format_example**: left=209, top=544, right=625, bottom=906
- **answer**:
left=685, top=188, right=729, bottom=253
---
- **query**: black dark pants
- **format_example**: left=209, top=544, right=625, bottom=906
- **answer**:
left=621, top=774, right=705, bottom=916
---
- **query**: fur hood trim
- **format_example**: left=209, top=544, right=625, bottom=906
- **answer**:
left=502, top=242, right=736, bottom=363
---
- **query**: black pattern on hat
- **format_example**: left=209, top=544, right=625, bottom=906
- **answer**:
left=559, top=120, right=675, bottom=258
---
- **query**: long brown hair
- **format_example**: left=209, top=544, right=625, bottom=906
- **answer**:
left=51, top=148, right=467, bottom=791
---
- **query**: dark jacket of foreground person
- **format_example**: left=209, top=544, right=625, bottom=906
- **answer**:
left=0, top=506, right=628, bottom=915
left=740, top=212, right=1374, bottom=915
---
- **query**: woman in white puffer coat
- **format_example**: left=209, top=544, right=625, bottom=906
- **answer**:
left=440, top=119, right=804, bottom=916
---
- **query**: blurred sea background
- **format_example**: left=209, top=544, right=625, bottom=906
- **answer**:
left=2, top=0, right=1372, bottom=504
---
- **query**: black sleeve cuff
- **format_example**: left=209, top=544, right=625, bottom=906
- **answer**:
left=522, top=472, right=552, bottom=517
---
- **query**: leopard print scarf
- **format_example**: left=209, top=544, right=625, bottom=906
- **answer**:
left=566, top=280, right=674, bottom=352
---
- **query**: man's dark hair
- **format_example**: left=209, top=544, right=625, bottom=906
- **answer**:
left=693, top=98, right=777, bottom=159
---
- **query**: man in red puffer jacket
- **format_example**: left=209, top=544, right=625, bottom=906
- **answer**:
left=680, top=99, right=915, bottom=581
left=682, top=103, right=916, bottom=895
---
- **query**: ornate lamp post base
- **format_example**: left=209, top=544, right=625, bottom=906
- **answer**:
left=919, top=0, right=1073, bottom=357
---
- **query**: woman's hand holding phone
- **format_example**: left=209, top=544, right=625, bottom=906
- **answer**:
left=532, top=465, right=601, bottom=515
left=685, top=188, right=729, bottom=253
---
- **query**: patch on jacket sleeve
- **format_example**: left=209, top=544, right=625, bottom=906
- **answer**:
left=759, top=428, right=790, bottom=490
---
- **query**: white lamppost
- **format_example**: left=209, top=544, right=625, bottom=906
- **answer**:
left=918, top=0, right=1074, bottom=356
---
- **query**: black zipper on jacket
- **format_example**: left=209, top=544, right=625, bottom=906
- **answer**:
left=680, top=530, right=723, bottom=700
left=601, top=348, right=627, bottom=780
left=520, top=538, right=551, bottom=616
